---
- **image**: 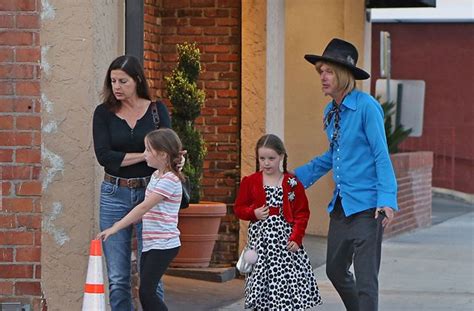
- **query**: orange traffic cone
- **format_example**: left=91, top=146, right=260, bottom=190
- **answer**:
left=82, top=239, right=106, bottom=311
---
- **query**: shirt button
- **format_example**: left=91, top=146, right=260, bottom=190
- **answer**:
left=337, top=184, right=341, bottom=188
left=337, top=175, right=340, bottom=178
left=337, top=166, right=340, bottom=169
left=337, top=148, right=340, bottom=152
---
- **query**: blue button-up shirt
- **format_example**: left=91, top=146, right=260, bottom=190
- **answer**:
left=295, top=89, right=398, bottom=216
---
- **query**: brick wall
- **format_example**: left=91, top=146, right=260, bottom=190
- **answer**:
left=385, top=152, right=433, bottom=238
left=144, top=0, right=241, bottom=265
left=372, top=23, right=474, bottom=194
left=0, top=0, right=43, bottom=309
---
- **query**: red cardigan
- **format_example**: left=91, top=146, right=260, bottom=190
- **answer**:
left=233, top=171, right=310, bottom=246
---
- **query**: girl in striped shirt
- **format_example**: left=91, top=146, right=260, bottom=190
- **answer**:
left=97, top=128, right=184, bottom=311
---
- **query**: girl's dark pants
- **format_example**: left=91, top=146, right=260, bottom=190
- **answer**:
left=139, top=247, right=180, bottom=311
left=326, top=196, right=383, bottom=311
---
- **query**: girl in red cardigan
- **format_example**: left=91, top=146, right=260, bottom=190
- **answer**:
left=234, top=134, right=322, bottom=310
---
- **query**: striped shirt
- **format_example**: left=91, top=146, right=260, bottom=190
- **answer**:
left=142, top=171, right=182, bottom=251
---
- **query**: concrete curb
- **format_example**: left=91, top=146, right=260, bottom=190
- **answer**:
left=433, top=187, right=474, bottom=204
left=166, top=267, right=236, bottom=283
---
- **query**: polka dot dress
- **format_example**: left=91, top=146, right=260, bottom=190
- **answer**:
left=244, top=185, right=322, bottom=310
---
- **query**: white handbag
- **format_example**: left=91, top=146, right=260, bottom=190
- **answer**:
left=236, top=221, right=262, bottom=274
left=236, top=247, right=258, bottom=274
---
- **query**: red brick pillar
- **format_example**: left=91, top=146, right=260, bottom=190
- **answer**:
left=144, top=0, right=241, bottom=265
left=387, top=152, right=434, bottom=238
left=0, top=0, right=43, bottom=309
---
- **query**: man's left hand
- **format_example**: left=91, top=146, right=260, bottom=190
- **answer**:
left=375, top=206, right=394, bottom=227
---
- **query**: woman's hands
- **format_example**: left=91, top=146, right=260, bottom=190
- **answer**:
left=121, top=152, right=147, bottom=167
left=96, top=225, right=118, bottom=242
left=254, top=205, right=269, bottom=220
left=177, top=150, right=187, bottom=171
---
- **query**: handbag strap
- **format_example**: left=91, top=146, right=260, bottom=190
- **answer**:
left=150, top=101, right=160, bottom=129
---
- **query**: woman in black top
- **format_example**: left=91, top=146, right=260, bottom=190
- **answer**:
left=93, top=55, right=170, bottom=311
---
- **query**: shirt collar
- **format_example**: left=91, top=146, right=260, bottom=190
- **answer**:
left=340, top=90, right=357, bottom=111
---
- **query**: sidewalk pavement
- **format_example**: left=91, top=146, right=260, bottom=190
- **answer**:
left=165, top=196, right=474, bottom=311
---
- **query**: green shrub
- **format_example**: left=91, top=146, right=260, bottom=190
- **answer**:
left=380, top=101, right=412, bottom=154
left=165, top=42, right=206, bottom=203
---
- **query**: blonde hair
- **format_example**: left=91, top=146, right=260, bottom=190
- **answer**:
left=316, top=61, right=356, bottom=96
left=145, top=128, right=184, bottom=181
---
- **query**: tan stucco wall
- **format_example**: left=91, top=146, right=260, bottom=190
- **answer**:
left=285, top=0, right=367, bottom=235
left=40, top=1, right=123, bottom=309
left=240, top=0, right=267, bottom=248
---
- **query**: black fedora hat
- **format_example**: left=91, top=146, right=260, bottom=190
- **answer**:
left=305, top=38, right=370, bottom=80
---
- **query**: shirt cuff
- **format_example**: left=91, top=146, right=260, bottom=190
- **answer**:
left=377, top=192, right=398, bottom=210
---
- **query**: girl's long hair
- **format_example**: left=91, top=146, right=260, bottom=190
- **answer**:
left=145, top=128, right=185, bottom=181
left=255, top=134, right=288, bottom=173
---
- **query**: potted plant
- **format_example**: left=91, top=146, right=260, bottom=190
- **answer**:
left=165, top=42, right=226, bottom=268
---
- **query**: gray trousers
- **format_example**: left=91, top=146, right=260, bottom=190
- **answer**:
left=326, top=196, right=384, bottom=311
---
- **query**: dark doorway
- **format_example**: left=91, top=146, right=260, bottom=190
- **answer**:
left=125, top=0, right=144, bottom=64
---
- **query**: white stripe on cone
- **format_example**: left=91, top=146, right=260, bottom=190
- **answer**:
left=82, top=254, right=105, bottom=311
left=85, top=255, right=103, bottom=284
left=82, top=293, right=105, bottom=311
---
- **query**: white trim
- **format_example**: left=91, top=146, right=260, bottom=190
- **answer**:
left=371, top=19, right=474, bottom=23
left=266, top=0, right=285, bottom=139
left=370, top=0, right=474, bottom=23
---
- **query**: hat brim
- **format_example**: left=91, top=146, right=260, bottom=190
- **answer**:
left=305, top=54, right=370, bottom=80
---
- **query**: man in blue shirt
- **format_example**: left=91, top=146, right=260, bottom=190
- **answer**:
left=293, top=38, right=398, bottom=311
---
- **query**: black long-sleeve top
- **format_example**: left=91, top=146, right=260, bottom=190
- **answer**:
left=92, top=101, right=171, bottom=178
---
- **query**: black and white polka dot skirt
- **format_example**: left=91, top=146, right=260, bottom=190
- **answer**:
left=244, top=214, right=322, bottom=310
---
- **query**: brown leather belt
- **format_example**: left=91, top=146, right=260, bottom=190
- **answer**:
left=104, top=173, right=151, bottom=189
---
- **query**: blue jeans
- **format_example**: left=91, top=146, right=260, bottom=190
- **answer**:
left=99, top=181, right=164, bottom=311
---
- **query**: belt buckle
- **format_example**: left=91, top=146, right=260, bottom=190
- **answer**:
left=127, top=179, right=136, bottom=188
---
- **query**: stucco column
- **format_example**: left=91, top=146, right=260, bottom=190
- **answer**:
left=240, top=0, right=288, bottom=256
left=240, top=0, right=267, bottom=250
left=266, top=0, right=285, bottom=138
left=40, top=1, right=123, bottom=309
left=284, top=0, right=367, bottom=235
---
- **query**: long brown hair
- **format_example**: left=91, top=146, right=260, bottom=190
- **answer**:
left=255, top=134, right=288, bottom=173
left=145, top=128, right=184, bottom=181
left=101, top=55, right=151, bottom=112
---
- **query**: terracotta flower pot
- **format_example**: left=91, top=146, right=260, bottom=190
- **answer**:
left=171, top=201, right=227, bottom=268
